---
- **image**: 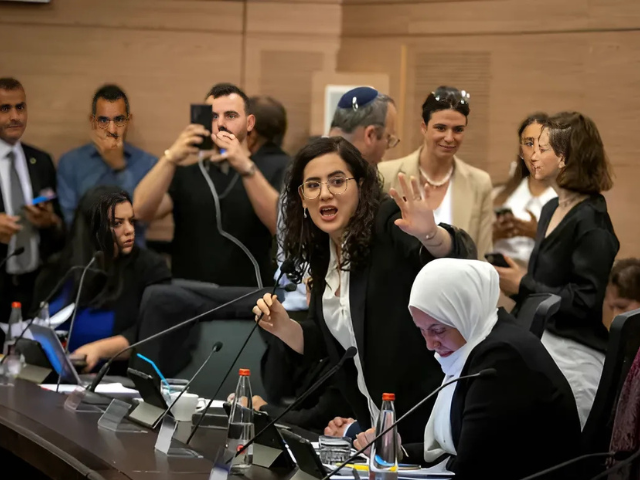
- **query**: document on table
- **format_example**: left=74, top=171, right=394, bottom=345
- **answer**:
left=40, top=383, right=138, bottom=395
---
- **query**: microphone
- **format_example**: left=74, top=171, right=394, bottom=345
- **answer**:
left=56, top=251, right=104, bottom=393
left=64, top=252, right=104, bottom=356
left=186, top=259, right=296, bottom=444
left=518, top=451, right=624, bottom=480
left=87, top=286, right=265, bottom=393
left=588, top=449, right=640, bottom=480
left=0, top=262, right=106, bottom=365
left=155, top=341, right=223, bottom=425
left=222, top=346, right=358, bottom=456
left=321, top=368, right=498, bottom=480
left=0, top=246, right=25, bottom=269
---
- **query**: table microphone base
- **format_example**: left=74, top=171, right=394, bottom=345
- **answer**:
left=64, top=387, right=112, bottom=412
left=254, top=444, right=294, bottom=470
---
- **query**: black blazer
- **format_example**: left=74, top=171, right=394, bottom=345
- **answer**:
left=405, top=312, right=581, bottom=480
left=0, top=143, right=64, bottom=273
left=299, top=198, right=476, bottom=443
left=513, top=194, right=619, bottom=352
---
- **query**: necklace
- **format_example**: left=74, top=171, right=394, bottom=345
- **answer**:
left=419, top=165, right=454, bottom=188
left=558, top=193, right=584, bottom=208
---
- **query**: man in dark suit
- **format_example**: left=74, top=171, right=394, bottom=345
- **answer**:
left=0, top=78, right=64, bottom=325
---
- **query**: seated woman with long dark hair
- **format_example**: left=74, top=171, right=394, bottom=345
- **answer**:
left=252, top=137, right=475, bottom=443
left=33, top=186, right=171, bottom=371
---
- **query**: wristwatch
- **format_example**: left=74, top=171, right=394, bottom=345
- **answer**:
left=241, top=162, right=257, bottom=178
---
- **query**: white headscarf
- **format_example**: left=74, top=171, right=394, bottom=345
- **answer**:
left=408, top=259, right=500, bottom=463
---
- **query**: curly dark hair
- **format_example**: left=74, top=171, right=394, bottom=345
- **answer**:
left=280, top=137, right=383, bottom=290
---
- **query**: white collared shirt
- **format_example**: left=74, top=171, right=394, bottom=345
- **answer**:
left=494, top=178, right=557, bottom=265
left=322, top=239, right=379, bottom=426
left=432, top=178, right=453, bottom=226
left=0, top=139, right=39, bottom=273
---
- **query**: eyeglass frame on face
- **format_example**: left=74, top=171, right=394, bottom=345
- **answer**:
left=92, top=114, right=130, bottom=129
left=298, top=175, right=356, bottom=200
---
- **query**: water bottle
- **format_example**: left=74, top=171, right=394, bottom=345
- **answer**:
left=369, top=393, right=398, bottom=480
left=3, top=302, right=22, bottom=356
left=226, top=368, right=254, bottom=473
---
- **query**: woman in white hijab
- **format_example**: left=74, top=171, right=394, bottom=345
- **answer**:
left=355, top=259, right=581, bottom=480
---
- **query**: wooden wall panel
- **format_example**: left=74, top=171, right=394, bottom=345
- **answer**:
left=0, top=0, right=244, bottom=33
left=338, top=0, right=640, bottom=257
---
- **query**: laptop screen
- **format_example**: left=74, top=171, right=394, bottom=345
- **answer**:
left=27, top=324, right=80, bottom=384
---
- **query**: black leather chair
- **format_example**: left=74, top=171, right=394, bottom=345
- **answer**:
left=582, top=308, right=640, bottom=454
left=133, top=280, right=270, bottom=400
left=513, top=293, right=561, bottom=338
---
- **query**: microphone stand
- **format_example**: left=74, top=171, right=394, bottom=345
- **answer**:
left=226, top=346, right=358, bottom=457
left=321, top=369, right=497, bottom=480
left=55, top=253, right=101, bottom=393
left=0, top=265, right=104, bottom=366
left=186, top=264, right=296, bottom=445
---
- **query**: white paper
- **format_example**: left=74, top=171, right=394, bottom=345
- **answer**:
left=196, top=398, right=224, bottom=411
left=0, top=303, right=75, bottom=338
left=39, top=383, right=138, bottom=394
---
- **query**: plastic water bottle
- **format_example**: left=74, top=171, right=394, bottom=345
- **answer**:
left=226, top=368, right=254, bottom=473
left=3, top=302, right=22, bottom=356
left=369, top=393, right=398, bottom=480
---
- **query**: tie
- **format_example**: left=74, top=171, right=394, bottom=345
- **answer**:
left=6, top=150, right=34, bottom=273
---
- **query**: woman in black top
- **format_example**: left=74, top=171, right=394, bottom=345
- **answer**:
left=355, top=259, right=581, bottom=480
left=33, top=187, right=171, bottom=371
left=494, top=112, right=619, bottom=427
left=251, top=137, right=475, bottom=443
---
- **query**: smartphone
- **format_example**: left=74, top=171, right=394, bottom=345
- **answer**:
left=494, top=206, right=513, bottom=217
left=127, top=368, right=168, bottom=410
left=485, top=252, right=510, bottom=268
left=32, top=194, right=56, bottom=206
left=190, top=104, right=214, bottom=150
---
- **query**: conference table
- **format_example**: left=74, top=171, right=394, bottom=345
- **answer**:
left=0, top=379, right=308, bottom=480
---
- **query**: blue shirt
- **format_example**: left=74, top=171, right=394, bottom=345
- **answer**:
left=57, top=142, right=157, bottom=245
left=50, top=284, right=115, bottom=353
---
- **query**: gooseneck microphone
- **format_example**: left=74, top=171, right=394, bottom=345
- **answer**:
left=321, top=368, right=498, bottom=480
left=518, top=451, right=622, bottom=480
left=186, top=259, right=296, bottom=444
left=88, top=286, right=266, bottom=393
left=225, top=346, right=358, bottom=458
left=0, top=262, right=105, bottom=366
left=63, top=252, right=104, bottom=356
left=56, top=251, right=104, bottom=393
left=0, top=246, right=25, bottom=269
left=156, top=341, right=223, bottom=425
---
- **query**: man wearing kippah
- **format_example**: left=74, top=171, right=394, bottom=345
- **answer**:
left=329, top=86, right=400, bottom=165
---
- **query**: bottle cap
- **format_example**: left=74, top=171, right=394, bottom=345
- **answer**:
left=239, top=368, right=250, bottom=376
left=11, top=302, right=21, bottom=309
left=382, top=393, right=395, bottom=401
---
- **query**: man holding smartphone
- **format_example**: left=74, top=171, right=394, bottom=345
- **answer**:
left=0, top=78, right=64, bottom=325
left=134, top=83, right=289, bottom=286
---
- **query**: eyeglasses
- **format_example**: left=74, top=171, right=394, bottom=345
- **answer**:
left=387, top=134, right=400, bottom=149
left=298, top=176, right=356, bottom=200
left=432, top=89, right=470, bottom=108
left=94, top=115, right=129, bottom=129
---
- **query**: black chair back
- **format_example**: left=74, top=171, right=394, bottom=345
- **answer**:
left=514, top=293, right=561, bottom=338
left=582, top=308, right=640, bottom=454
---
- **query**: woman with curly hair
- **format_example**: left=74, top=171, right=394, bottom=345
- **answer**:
left=252, top=137, right=475, bottom=443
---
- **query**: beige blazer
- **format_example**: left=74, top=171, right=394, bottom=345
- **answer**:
left=378, top=148, right=494, bottom=259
